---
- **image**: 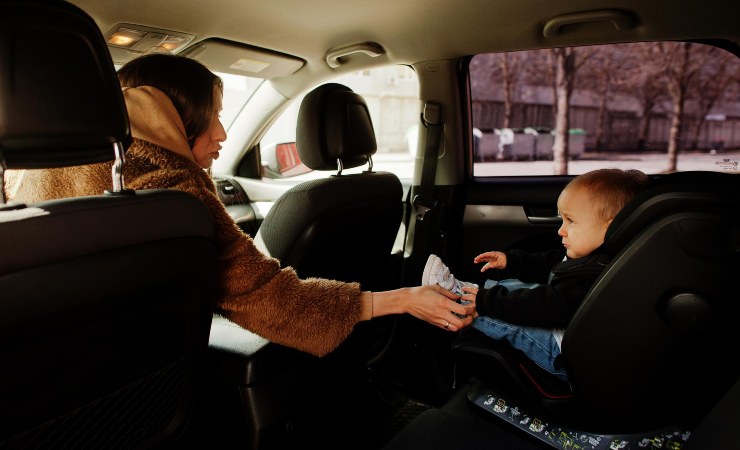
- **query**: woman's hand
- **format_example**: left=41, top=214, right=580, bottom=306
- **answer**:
left=473, top=251, right=507, bottom=272
left=401, top=285, right=475, bottom=331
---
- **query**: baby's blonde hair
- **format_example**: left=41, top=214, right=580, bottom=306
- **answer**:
left=565, top=169, right=650, bottom=223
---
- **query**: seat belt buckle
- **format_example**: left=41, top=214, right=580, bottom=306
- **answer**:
left=412, top=194, right=436, bottom=221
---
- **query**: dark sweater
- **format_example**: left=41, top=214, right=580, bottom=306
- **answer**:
left=476, top=247, right=610, bottom=329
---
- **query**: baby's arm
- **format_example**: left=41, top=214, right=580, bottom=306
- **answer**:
left=473, top=251, right=507, bottom=272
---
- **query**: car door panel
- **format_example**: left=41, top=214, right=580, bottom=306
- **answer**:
left=455, top=177, right=568, bottom=283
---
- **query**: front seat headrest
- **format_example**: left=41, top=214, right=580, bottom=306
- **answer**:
left=295, top=83, right=377, bottom=171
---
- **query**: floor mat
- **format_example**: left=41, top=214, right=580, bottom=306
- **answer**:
left=373, top=399, right=433, bottom=447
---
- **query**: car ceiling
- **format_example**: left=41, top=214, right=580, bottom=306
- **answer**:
left=69, top=0, right=738, bottom=82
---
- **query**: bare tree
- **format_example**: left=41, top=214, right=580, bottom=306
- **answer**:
left=687, top=47, right=738, bottom=149
left=550, top=47, right=596, bottom=175
left=551, top=48, right=574, bottom=174
left=499, top=53, right=523, bottom=128
left=575, top=45, right=630, bottom=151
left=660, top=42, right=700, bottom=172
left=620, top=43, right=670, bottom=151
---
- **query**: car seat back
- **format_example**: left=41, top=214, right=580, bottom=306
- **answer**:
left=452, top=171, right=740, bottom=432
left=561, top=171, right=740, bottom=428
left=0, top=0, right=218, bottom=446
left=254, top=83, right=403, bottom=291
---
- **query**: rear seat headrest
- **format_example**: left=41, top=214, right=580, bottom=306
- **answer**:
left=0, top=0, right=130, bottom=170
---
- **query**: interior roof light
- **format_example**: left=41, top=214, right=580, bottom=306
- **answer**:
left=105, top=24, right=195, bottom=55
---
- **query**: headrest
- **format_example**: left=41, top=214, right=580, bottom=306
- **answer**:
left=295, top=83, right=377, bottom=171
left=604, top=171, right=738, bottom=257
left=0, top=0, right=130, bottom=170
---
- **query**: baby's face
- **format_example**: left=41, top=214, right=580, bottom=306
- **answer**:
left=556, top=186, right=611, bottom=259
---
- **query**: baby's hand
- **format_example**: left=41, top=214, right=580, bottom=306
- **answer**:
left=473, top=251, right=507, bottom=272
left=460, top=286, right=479, bottom=319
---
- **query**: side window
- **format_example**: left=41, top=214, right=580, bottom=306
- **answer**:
left=260, top=65, right=419, bottom=181
left=469, top=42, right=740, bottom=176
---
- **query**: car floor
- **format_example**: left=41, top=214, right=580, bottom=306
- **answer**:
left=286, top=370, right=550, bottom=450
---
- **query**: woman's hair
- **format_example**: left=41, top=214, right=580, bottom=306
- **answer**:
left=117, top=53, right=223, bottom=147
left=566, top=168, right=650, bottom=222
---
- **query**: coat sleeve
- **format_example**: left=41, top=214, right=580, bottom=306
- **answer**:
left=497, top=248, right=566, bottom=283
left=476, top=277, right=591, bottom=329
left=477, top=248, right=587, bottom=329
left=130, top=165, right=363, bottom=357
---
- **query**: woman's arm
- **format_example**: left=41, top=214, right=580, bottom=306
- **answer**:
left=360, top=285, right=475, bottom=332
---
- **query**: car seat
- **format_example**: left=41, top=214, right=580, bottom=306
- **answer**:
left=452, top=171, right=740, bottom=434
left=0, top=0, right=218, bottom=446
left=254, top=83, right=403, bottom=291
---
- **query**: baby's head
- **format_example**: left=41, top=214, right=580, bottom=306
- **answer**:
left=557, top=169, right=649, bottom=259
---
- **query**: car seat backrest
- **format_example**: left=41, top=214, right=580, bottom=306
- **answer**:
left=0, top=0, right=218, bottom=446
left=0, top=0, right=130, bottom=173
left=562, top=171, right=740, bottom=428
left=254, top=83, right=403, bottom=291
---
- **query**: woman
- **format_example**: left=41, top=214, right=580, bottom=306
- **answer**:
left=10, top=53, right=473, bottom=357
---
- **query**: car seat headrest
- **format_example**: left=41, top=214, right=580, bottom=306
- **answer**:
left=0, top=0, right=130, bottom=170
left=295, top=83, right=377, bottom=172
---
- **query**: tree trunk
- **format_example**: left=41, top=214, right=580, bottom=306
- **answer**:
left=690, top=118, right=705, bottom=150
left=501, top=54, right=512, bottom=129
left=636, top=99, right=654, bottom=152
left=552, top=48, right=574, bottom=175
left=594, top=75, right=610, bottom=151
left=667, top=97, right=684, bottom=172
left=666, top=43, right=692, bottom=172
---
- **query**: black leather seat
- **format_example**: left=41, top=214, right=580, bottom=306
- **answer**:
left=254, top=83, right=403, bottom=291
left=0, top=1, right=218, bottom=447
left=452, top=171, right=740, bottom=433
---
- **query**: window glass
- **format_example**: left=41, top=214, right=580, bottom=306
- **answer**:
left=470, top=42, right=740, bottom=176
left=260, top=65, right=419, bottom=181
left=216, top=71, right=264, bottom=130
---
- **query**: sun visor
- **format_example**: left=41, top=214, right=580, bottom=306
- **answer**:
left=179, top=38, right=305, bottom=79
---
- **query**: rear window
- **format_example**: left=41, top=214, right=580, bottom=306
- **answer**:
left=469, top=42, right=740, bottom=176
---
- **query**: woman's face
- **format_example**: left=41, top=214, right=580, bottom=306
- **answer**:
left=191, top=86, right=227, bottom=169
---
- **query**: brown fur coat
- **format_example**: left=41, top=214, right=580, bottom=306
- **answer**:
left=8, top=87, right=362, bottom=357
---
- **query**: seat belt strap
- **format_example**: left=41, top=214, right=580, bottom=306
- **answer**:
left=412, top=102, right=443, bottom=221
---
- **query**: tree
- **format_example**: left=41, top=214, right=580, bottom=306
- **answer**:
left=575, top=45, right=630, bottom=151
left=687, top=47, right=738, bottom=149
left=660, top=42, right=700, bottom=172
left=551, top=48, right=573, bottom=174
left=550, top=47, right=595, bottom=175
left=624, top=43, right=670, bottom=151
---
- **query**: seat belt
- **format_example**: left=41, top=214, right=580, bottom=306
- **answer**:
left=404, top=100, right=446, bottom=281
left=412, top=102, right=443, bottom=221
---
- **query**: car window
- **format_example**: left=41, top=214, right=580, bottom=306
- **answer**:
left=469, top=42, right=740, bottom=176
left=217, top=71, right=264, bottom=130
left=259, top=65, right=419, bottom=181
